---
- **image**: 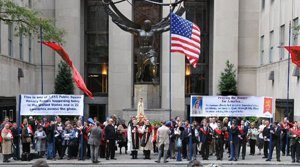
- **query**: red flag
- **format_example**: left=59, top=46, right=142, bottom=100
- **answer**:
left=284, top=46, right=300, bottom=67
left=42, top=42, right=94, bottom=99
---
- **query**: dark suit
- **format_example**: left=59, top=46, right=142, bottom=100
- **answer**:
left=105, top=124, right=116, bottom=159
left=268, top=126, right=281, bottom=161
left=263, top=126, right=271, bottom=158
left=88, top=126, right=102, bottom=162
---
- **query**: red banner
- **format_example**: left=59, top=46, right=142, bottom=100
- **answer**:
left=42, top=42, right=94, bottom=99
left=284, top=46, right=300, bottom=67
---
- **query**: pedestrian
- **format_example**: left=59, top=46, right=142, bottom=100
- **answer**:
left=257, top=120, right=265, bottom=155
left=229, top=121, right=239, bottom=161
left=266, top=122, right=281, bottom=162
left=88, top=121, right=102, bottom=163
left=105, top=119, right=117, bottom=160
left=11, top=122, right=20, bottom=160
left=214, top=122, right=224, bottom=160
left=54, top=117, right=64, bottom=159
left=141, top=119, right=153, bottom=159
left=155, top=121, right=171, bottom=163
left=1, top=123, right=13, bottom=162
left=46, top=121, right=55, bottom=160
left=117, top=120, right=128, bottom=154
left=128, top=117, right=139, bottom=159
left=238, top=120, right=248, bottom=160
left=34, top=125, right=47, bottom=157
left=199, top=118, right=211, bottom=160
left=262, top=120, right=271, bottom=159
left=290, top=121, right=300, bottom=163
left=21, top=118, right=33, bottom=154
left=247, top=122, right=258, bottom=156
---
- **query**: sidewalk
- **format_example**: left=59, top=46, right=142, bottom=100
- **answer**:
left=0, top=149, right=299, bottom=166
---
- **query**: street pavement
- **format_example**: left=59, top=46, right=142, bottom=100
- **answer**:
left=0, top=148, right=299, bottom=167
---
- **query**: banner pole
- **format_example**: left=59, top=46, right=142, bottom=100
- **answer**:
left=17, top=95, right=22, bottom=160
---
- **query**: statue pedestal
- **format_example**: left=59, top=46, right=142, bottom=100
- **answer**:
left=122, top=108, right=169, bottom=122
left=134, top=84, right=160, bottom=109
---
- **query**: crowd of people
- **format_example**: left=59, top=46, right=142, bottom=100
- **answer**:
left=0, top=115, right=300, bottom=164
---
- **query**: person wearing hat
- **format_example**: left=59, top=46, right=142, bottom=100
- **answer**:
left=155, top=121, right=171, bottom=163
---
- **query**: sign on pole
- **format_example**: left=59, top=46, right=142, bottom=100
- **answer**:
left=20, top=94, right=84, bottom=116
left=190, top=96, right=273, bottom=118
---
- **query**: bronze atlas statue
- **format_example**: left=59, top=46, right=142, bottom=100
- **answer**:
left=102, top=0, right=185, bottom=84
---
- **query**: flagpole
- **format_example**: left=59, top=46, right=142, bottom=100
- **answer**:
left=285, top=21, right=291, bottom=118
left=40, top=24, right=44, bottom=94
left=169, top=2, right=172, bottom=120
left=285, top=20, right=291, bottom=156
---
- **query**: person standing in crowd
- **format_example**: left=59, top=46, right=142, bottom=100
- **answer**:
left=247, top=122, right=259, bottom=156
left=22, top=118, right=33, bottom=155
left=1, top=123, right=13, bottom=162
left=258, top=119, right=266, bottom=155
left=88, top=121, right=102, bottom=163
left=28, top=116, right=36, bottom=150
left=281, top=117, right=291, bottom=156
left=62, top=124, right=75, bottom=160
left=238, top=120, right=248, bottom=160
left=191, top=121, right=200, bottom=160
left=229, top=121, right=239, bottom=161
left=290, top=121, right=300, bottom=163
left=214, top=122, right=224, bottom=160
left=105, top=119, right=117, bottom=160
left=46, top=121, right=55, bottom=160
left=182, top=120, right=190, bottom=160
left=11, top=122, right=20, bottom=160
left=266, top=122, right=281, bottom=162
left=55, top=117, right=64, bottom=159
left=262, top=120, right=271, bottom=159
left=199, top=118, right=211, bottom=160
left=141, top=119, right=153, bottom=159
left=117, top=120, right=128, bottom=154
left=174, top=121, right=184, bottom=161
left=168, top=121, right=176, bottom=160
left=129, top=118, right=139, bottom=159
left=209, top=117, right=217, bottom=156
left=83, top=121, right=91, bottom=159
left=34, top=125, right=47, bottom=157
left=155, top=121, right=171, bottom=163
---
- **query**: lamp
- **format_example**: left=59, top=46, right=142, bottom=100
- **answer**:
left=101, top=64, right=108, bottom=75
left=185, top=64, right=191, bottom=76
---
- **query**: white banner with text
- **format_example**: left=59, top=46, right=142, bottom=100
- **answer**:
left=20, top=94, right=84, bottom=116
left=190, top=96, right=273, bottom=118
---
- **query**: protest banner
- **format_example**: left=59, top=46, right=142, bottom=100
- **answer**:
left=190, top=96, right=273, bottom=118
left=20, top=94, right=84, bottom=116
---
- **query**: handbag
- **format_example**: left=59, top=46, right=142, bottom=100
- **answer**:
left=176, top=138, right=182, bottom=148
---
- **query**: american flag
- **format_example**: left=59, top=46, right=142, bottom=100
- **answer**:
left=170, top=13, right=201, bottom=68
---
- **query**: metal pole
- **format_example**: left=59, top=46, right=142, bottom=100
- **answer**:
left=285, top=21, right=292, bottom=155
left=40, top=25, right=44, bottom=94
left=169, top=3, right=172, bottom=120
left=80, top=115, right=85, bottom=160
left=17, top=95, right=22, bottom=160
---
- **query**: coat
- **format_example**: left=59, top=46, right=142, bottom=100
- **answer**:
left=140, top=125, right=153, bottom=151
left=88, top=126, right=102, bottom=146
left=157, top=125, right=170, bottom=150
left=1, top=129, right=12, bottom=155
left=34, top=130, right=47, bottom=152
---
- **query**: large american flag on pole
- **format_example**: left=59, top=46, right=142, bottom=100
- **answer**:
left=170, top=13, right=201, bottom=68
